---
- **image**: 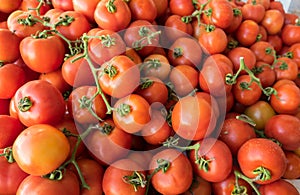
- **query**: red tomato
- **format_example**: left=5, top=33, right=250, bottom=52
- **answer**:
left=273, top=57, right=298, bottom=81
left=227, top=47, right=256, bottom=74
left=128, top=0, right=157, bottom=22
left=12, top=124, right=70, bottom=176
left=152, top=0, right=168, bottom=19
left=51, top=0, right=74, bottom=11
left=98, top=55, right=140, bottom=98
left=0, top=64, right=26, bottom=99
left=13, top=80, right=66, bottom=127
left=94, top=0, right=131, bottom=32
left=0, top=148, right=28, bottom=195
left=169, top=0, right=195, bottom=16
left=172, top=92, right=217, bottom=140
left=141, top=54, right=171, bottom=81
left=283, top=151, right=300, bottom=179
left=237, top=138, right=287, bottom=184
left=0, top=0, right=22, bottom=13
left=16, top=170, right=80, bottom=195
left=149, top=149, right=193, bottom=195
left=0, top=29, right=21, bottom=63
left=102, top=158, right=147, bottom=195
left=250, top=41, right=275, bottom=65
left=259, top=179, right=299, bottom=195
left=0, top=99, right=10, bottom=115
left=0, top=115, right=24, bottom=148
left=241, top=1, right=266, bottom=23
left=19, top=35, right=66, bottom=73
left=224, top=7, right=243, bottom=34
left=164, top=14, right=193, bottom=42
left=235, top=19, right=260, bottom=47
left=267, top=34, right=283, bottom=53
left=261, top=9, right=284, bottom=35
left=72, top=0, right=100, bottom=23
left=253, top=61, right=276, bottom=88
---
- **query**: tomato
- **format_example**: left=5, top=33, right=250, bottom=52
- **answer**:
left=98, top=55, right=140, bottom=98
left=0, top=29, right=21, bottom=63
left=244, top=100, right=276, bottom=130
left=169, top=64, right=199, bottom=97
left=94, top=0, right=131, bottom=32
left=164, top=14, right=193, bottom=42
left=219, top=118, right=256, bottom=155
left=0, top=99, right=10, bottom=115
left=237, top=138, right=287, bottom=185
left=16, top=170, right=80, bottom=195
left=128, top=0, right=157, bottom=22
left=253, top=61, right=276, bottom=88
left=113, top=94, right=151, bottom=134
left=19, top=0, right=52, bottom=15
left=169, top=0, right=195, bottom=16
left=7, top=10, right=45, bottom=38
left=149, top=149, right=193, bottom=195
left=270, top=80, right=300, bottom=114
left=19, top=35, right=66, bottom=73
left=54, top=11, right=91, bottom=41
left=88, top=29, right=127, bottom=66
left=265, top=114, right=300, bottom=151
left=0, top=115, right=24, bottom=148
left=202, top=0, right=234, bottom=29
left=85, top=118, right=132, bottom=165
left=284, top=13, right=298, bottom=25
left=250, top=41, right=275, bottom=65
left=235, top=19, right=260, bottom=47
left=168, top=36, right=203, bottom=67
left=227, top=47, right=256, bottom=73
left=261, top=9, right=284, bottom=35
left=241, top=1, right=266, bottom=23
left=51, top=0, right=74, bottom=11
left=282, top=151, right=300, bottom=179
left=0, top=0, right=22, bottom=13
left=269, top=0, right=285, bottom=14
left=248, top=0, right=270, bottom=10
left=135, top=76, right=168, bottom=107
left=287, top=43, right=300, bottom=68
left=224, top=7, right=243, bottom=34
left=102, top=158, right=147, bottom=195
left=267, top=34, right=283, bottom=53
left=70, top=158, right=104, bottom=195
left=12, top=124, right=70, bottom=176
left=0, top=148, right=28, bottom=195
left=273, top=57, right=298, bottom=81
left=13, top=80, right=66, bottom=127
left=72, top=0, right=100, bottom=23
left=259, top=179, right=299, bottom=195
left=39, top=69, right=72, bottom=95
left=198, top=25, right=228, bottom=55
left=61, top=53, right=95, bottom=87
left=152, top=0, right=168, bottom=19
left=141, top=54, right=171, bottom=81
left=181, top=176, right=212, bottom=195
left=0, top=64, right=26, bottom=99
left=67, top=85, right=107, bottom=124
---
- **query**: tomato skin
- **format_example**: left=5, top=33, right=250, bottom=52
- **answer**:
left=141, top=54, right=171, bottom=81
left=0, top=148, right=29, bottom=195
left=0, top=99, right=10, bottom=115
left=283, top=151, right=300, bottom=179
left=113, top=94, right=151, bottom=134
left=0, top=115, right=24, bottom=148
left=51, top=0, right=74, bottom=11
left=16, top=170, right=80, bottom=195
left=267, top=34, right=283, bottom=53
left=0, top=29, right=21, bottom=63
left=237, top=138, right=287, bottom=185
left=189, top=138, right=233, bottom=182
left=273, top=57, right=298, bottom=81
left=0, top=0, right=22, bottom=13
left=241, top=2, right=266, bottom=23
left=94, top=0, right=131, bottom=32
left=169, top=0, right=195, bottom=16
left=253, top=61, right=276, bottom=88
left=149, top=149, right=193, bottom=195
left=39, top=69, right=72, bottom=94
left=13, top=80, right=66, bottom=127
left=98, top=55, right=140, bottom=98
left=102, top=158, right=147, bottom=195
left=281, top=24, right=300, bottom=46
left=0, top=64, right=26, bottom=99
left=259, top=179, right=299, bottom=195
left=261, top=9, right=284, bottom=35
left=250, top=41, right=275, bottom=65
left=128, top=0, right=157, bottom=22
left=164, top=14, right=193, bottom=42
left=171, top=93, right=216, bottom=141
left=265, top=114, right=300, bottom=151
left=12, top=124, right=70, bottom=176
left=72, top=0, right=100, bottom=23
left=235, top=19, right=259, bottom=47
left=19, top=35, right=66, bottom=73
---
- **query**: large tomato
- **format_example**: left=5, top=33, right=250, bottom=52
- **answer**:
left=12, top=124, right=70, bottom=176
left=13, top=80, right=66, bottom=127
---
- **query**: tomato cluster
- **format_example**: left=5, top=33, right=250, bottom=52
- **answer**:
left=0, top=0, right=300, bottom=194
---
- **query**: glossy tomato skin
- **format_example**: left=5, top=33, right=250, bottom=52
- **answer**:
left=0, top=115, right=24, bottom=148
left=12, top=124, right=70, bottom=176
left=128, top=0, right=157, bottom=22
left=0, top=148, right=28, bottom=195
left=253, top=61, right=276, bottom=88
left=0, top=29, right=21, bottom=63
left=19, top=35, right=66, bottom=73
left=237, top=138, right=287, bottom=185
left=51, top=0, right=74, bottom=11
left=273, top=57, right=298, bottom=81
left=149, top=149, right=193, bottom=195
left=259, top=179, right=299, bottom=195
left=169, top=0, right=195, bottom=16
left=102, top=158, right=147, bottom=195
left=265, top=114, right=300, bottom=151
left=16, top=170, right=80, bottom=195
left=72, top=0, right=100, bottom=23
left=13, top=80, right=66, bottom=127
left=235, top=19, right=260, bottom=47
left=283, top=151, right=300, bottom=179
left=281, top=23, right=300, bottom=46
left=189, top=138, right=233, bottom=182
left=171, top=92, right=216, bottom=141
left=261, top=9, right=284, bottom=35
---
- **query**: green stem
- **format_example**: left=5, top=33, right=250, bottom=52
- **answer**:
left=140, top=78, right=154, bottom=89
left=252, top=166, right=271, bottom=182
left=0, top=147, right=15, bottom=163
left=234, top=170, right=261, bottom=195
left=116, top=103, right=132, bottom=117
left=106, top=0, right=117, bottom=13
left=27, top=0, right=51, bottom=16
left=122, top=171, right=147, bottom=192
left=236, top=114, right=256, bottom=127
left=132, top=30, right=161, bottom=51
left=18, top=97, right=33, bottom=112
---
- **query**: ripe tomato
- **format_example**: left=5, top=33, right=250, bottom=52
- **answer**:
left=227, top=47, right=256, bottom=73
left=169, top=0, right=195, bottom=16
left=261, top=9, right=284, bottom=35
left=12, top=124, right=70, bottom=176
left=281, top=23, right=300, bottom=46
left=113, top=94, right=151, bottom=134
left=265, top=114, right=300, bottom=151
left=94, top=0, right=131, bottom=32
left=0, top=29, right=21, bottom=63
left=0, top=115, right=24, bottom=148
left=85, top=118, right=132, bottom=165
left=0, top=99, right=10, bottom=115
left=19, top=35, right=66, bottom=73
left=172, top=92, right=217, bottom=140
left=128, top=0, right=157, bottom=22
left=102, top=158, right=147, bottom=195
left=273, top=57, right=298, bottom=81
left=141, top=54, right=171, bottom=81
left=253, top=61, right=276, bottom=87
left=72, top=0, right=100, bottom=23
left=98, top=55, right=140, bottom=98
left=224, top=7, right=243, bottom=34
left=237, top=138, right=287, bottom=184
left=189, top=138, right=233, bottom=182
left=241, top=1, right=266, bottom=23
left=149, top=149, right=193, bottom=195
left=259, top=179, right=299, bottom=195
left=0, top=64, right=26, bottom=99
left=235, top=19, right=260, bottom=47
left=283, top=151, right=300, bottom=179
left=13, top=80, right=66, bottom=127
left=0, top=0, right=22, bottom=13
left=267, top=34, right=283, bottom=53
left=164, top=14, right=193, bottom=42
left=250, top=41, right=275, bottom=65
left=16, top=170, right=80, bottom=195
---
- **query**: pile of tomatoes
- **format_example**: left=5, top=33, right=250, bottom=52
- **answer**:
left=0, top=0, right=300, bottom=194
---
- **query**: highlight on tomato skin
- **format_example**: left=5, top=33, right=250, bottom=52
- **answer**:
left=0, top=0, right=299, bottom=194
